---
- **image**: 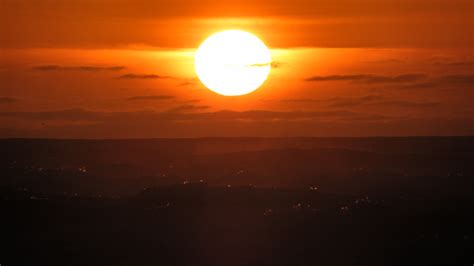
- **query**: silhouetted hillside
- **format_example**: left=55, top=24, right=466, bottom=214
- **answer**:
left=1, top=137, right=474, bottom=265
left=1, top=185, right=473, bottom=266
left=1, top=137, right=473, bottom=197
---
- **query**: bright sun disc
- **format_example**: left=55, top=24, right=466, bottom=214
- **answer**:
left=194, top=30, right=272, bottom=96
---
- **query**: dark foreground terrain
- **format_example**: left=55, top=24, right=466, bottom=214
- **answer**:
left=1, top=137, right=474, bottom=265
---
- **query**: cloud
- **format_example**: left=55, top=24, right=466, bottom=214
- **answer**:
left=283, top=95, right=439, bottom=109
left=0, top=97, right=20, bottom=104
left=126, top=95, right=175, bottom=101
left=375, top=100, right=440, bottom=108
left=433, top=61, right=474, bottom=67
left=283, top=95, right=381, bottom=106
left=282, top=98, right=327, bottom=103
left=397, top=82, right=439, bottom=90
left=437, top=74, right=474, bottom=84
left=305, top=74, right=368, bottom=82
left=118, top=73, right=169, bottom=79
left=305, top=73, right=474, bottom=90
left=167, top=104, right=210, bottom=113
left=247, top=61, right=284, bottom=68
left=0, top=108, right=105, bottom=121
left=182, top=99, right=202, bottom=104
left=365, top=59, right=404, bottom=64
left=326, top=95, right=383, bottom=108
left=2, top=0, right=473, bottom=49
left=0, top=108, right=397, bottom=123
left=364, top=74, right=427, bottom=83
left=283, top=95, right=383, bottom=106
left=327, top=97, right=439, bottom=109
left=178, top=79, right=199, bottom=87
left=305, top=73, right=427, bottom=83
left=271, top=61, right=284, bottom=68
left=32, top=65, right=125, bottom=71
left=7, top=108, right=473, bottom=138
left=395, top=74, right=474, bottom=90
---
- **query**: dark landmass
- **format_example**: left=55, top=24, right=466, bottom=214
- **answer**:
left=1, top=137, right=473, bottom=265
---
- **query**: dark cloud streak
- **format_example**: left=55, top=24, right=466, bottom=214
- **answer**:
left=0, top=108, right=397, bottom=123
left=433, top=61, right=474, bottom=67
left=126, top=95, right=175, bottom=101
left=396, top=74, right=474, bottom=90
left=305, top=73, right=474, bottom=90
left=247, top=61, right=284, bottom=68
left=118, top=73, right=169, bottom=79
left=0, top=97, right=20, bottom=104
left=305, top=73, right=427, bottom=83
left=32, top=65, right=125, bottom=71
left=283, top=95, right=439, bottom=109
left=167, top=105, right=210, bottom=113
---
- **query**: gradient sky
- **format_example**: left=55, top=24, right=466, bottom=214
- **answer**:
left=1, top=0, right=473, bottom=138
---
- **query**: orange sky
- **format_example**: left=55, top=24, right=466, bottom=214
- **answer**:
left=0, top=0, right=473, bottom=137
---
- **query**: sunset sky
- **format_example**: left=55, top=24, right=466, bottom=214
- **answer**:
left=1, top=0, right=473, bottom=138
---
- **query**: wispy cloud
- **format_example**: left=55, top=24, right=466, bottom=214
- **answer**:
left=378, top=100, right=440, bottom=108
left=3, top=0, right=472, bottom=49
left=6, top=108, right=472, bottom=138
left=0, top=108, right=104, bottom=121
left=283, top=95, right=439, bottom=109
left=181, top=99, right=202, bottom=104
left=305, top=74, right=367, bottom=82
left=305, top=73, right=474, bottom=90
left=365, top=59, right=404, bottom=64
left=118, top=73, right=169, bottom=79
left=126, top=95, right=175, bottom=101
left=167, top=104, right=210, bottom=113
left=396, top=74, right=474, bottom=90
left=247, top=61, right=284, bottom=68
left=32, top=65, right=125, bottom=71
left=305, top=73, right=427, bottom=83
left=433, top=61, right=474, bottom=67
left=0, top=108, right=397, bottom=123
left=365, top=74, right=427, bottom=83
left=438, top=74, right=474, bottom=84
left=0, top=97, right=20, bottom=104
left=178, top=79, right=199, bottom=87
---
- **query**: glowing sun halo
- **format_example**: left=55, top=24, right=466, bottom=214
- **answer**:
left=194, top=30, right=272, bottom=96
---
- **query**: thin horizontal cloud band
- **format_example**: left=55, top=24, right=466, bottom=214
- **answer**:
left=0, top=109, right=400, bottom=122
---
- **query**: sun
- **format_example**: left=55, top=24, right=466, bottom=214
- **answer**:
left=194, top=30, right=272, bottom=96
